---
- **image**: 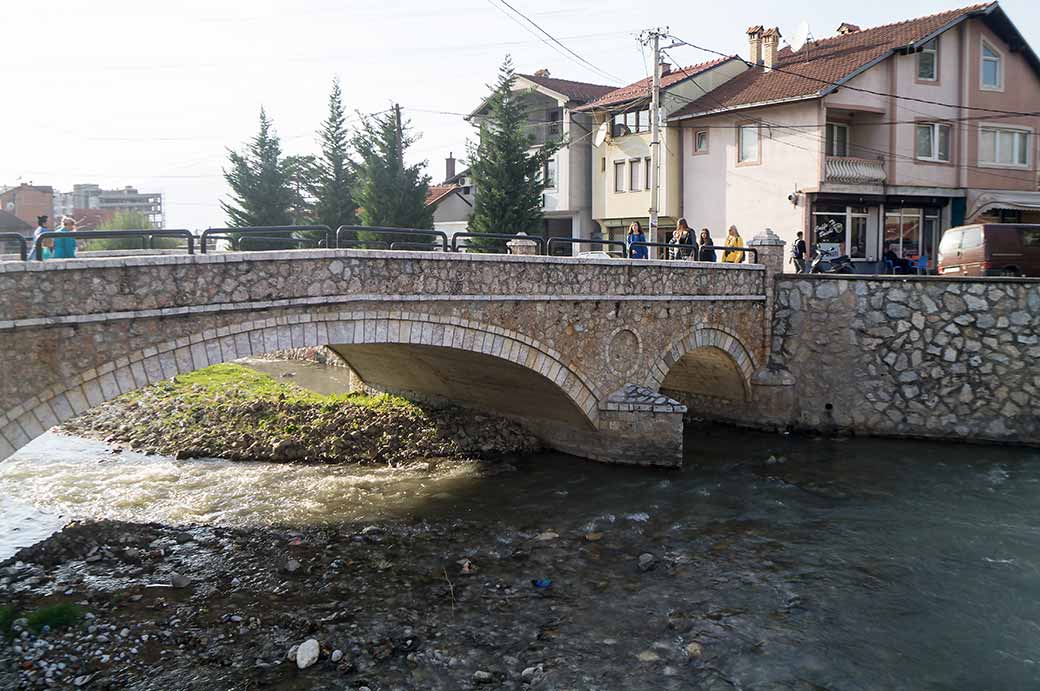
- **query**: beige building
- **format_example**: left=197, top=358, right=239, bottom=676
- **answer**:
left=575, top=57, right=747, bottom=246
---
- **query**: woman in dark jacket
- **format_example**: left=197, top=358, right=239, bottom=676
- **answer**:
left=697, top=228, right=717, bottom=262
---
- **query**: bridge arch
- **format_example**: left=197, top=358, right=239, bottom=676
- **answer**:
left=648, top=326, right=757, bottom=404
left=0, top=310, right=600, bottom=460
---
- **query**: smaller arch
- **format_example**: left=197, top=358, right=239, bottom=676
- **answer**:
left=648, top=326, right=757, bottom=393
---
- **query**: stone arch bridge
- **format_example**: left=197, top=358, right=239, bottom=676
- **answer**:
left=0, top=242, right=785, bottom=466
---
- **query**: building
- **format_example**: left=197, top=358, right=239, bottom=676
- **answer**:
left=0, top=184, right=54, bottom=230
left=426, top=153, right=475, bottom=238
left=670, top=2, right=1040, bottom=271
left=54, top=184, right=164, bottom=228
left=576, top=57, right=748, bottom=246
left=467, top=70, right=617, bottom=242
left=0, top=209, right=33, bottom=241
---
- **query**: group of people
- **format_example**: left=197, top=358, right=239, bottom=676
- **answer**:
left=30, top=215, right=77, bottom=260
left=625, top=219, right=747, bottom=263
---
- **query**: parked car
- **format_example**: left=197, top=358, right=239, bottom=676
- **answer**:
left=937, top=224, right=1040, bottom=277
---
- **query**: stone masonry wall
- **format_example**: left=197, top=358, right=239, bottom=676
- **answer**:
left=772, top=275, right=1040, bottom=445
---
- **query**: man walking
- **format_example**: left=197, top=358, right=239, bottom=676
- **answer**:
left=791, top=231, right=807, bottom=273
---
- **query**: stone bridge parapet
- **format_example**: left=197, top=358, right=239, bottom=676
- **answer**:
left=0, top=249, right=773, bottom=466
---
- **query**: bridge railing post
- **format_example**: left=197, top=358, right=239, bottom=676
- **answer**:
left=506, top=232, right=539, bottom=256
left=747, top=227, right=796, bottom=426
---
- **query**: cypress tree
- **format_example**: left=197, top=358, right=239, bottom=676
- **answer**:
left=221, top=108, right=295, bottom=231
left=352, top=104, right=433, bottom=247
left=465, top=56, right=562, bottom=251
left=314, top=78, right=358, bottom=236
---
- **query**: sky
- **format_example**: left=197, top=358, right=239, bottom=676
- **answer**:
left=3, top=0, right=1038, bottom=230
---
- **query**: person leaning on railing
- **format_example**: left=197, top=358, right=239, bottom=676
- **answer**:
left=723, top=225, right=745, bottom=263
left=47, top=216, right=78, bottom=260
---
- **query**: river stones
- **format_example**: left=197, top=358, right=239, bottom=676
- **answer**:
left=296, top=639, right=320, bottom=669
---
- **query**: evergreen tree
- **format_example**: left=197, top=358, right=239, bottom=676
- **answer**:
left=284, top=154, right=319, bottom=226
left=352, top=105, right=433, bottom=247
left=314, top=78, right=357, bottom=237
left=221, top=108, right=295, bottom=231
left=465, top=56, right=563, bottom=251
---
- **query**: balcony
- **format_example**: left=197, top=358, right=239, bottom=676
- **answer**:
left=825, top=156, right=886, bottom=185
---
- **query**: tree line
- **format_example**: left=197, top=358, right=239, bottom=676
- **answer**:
left=221, top=57, right=563, bottom=248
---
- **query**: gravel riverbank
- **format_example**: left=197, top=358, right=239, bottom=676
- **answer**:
left=59, top=364, right=540, bottom=465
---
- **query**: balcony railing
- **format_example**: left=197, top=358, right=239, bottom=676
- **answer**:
left=825, top=156, right=886, bottom=185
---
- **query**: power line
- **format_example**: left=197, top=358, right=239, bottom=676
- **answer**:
left=485, top=0, right=623, bottom=84
left=667, top=33, right=1040, bottom=118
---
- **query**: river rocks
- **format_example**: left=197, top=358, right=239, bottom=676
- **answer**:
left=472, top=670, right=494, bottom=683
left=170, top=573, right=190, bottom=588
left=59, top=363, right=542, bottom=466
left=330, top=649, right=343, bottom=663
left=637, top=553, right=656, bottom=572
left=296, top=639, right=320, bottom=669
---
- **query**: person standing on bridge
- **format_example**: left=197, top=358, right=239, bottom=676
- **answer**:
left=672, top=218, right=695, bottom=260
left=722, top=225, right=744, bottom=263
left=29, top=215, right=52, bottom=260
left=50, top=216, right=78, bottom=260
left=627, top=221, right=648, bottom=260
left=697, top=228, right=716, bottom=262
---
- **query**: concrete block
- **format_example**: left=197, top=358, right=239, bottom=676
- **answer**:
left=82, top=379, right=105, bottom=407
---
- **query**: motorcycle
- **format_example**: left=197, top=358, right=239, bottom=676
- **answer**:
left=809, top=247, right=855, bottom=274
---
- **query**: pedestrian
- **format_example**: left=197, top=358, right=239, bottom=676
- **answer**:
left=29, top=215, right=52, bottom=260
left=50, top=216, right=78, bottom=260
left=674, top=218, right=695, bottom=260
left=667, top=228, right=682, bottom=260
left=722, top=225, right=744, bottom=263
left=791, top=231, right=807, bottom=272
left=697, top=228, right=716, bottom=262
left=627, top=221, right=648, bottom=260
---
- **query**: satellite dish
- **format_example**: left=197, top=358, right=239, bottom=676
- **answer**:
left=594, top=121, right=609, bottom=146
left=790, top=20, right=810, bottom=53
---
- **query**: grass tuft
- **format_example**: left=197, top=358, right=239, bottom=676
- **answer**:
left=25, top=603, right=84, bottom=632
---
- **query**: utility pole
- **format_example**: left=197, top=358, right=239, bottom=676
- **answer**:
left=639, top=28, right=670, bottom=259
left=393, top=104, right=404, bottom=169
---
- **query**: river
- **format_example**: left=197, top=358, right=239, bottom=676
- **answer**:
left=1, top=359, right=1039, bottom=688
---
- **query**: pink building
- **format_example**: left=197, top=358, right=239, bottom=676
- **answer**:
left=672, top=2, right=1040, bottom=271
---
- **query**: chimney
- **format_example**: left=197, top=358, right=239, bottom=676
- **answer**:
left=747, top=25, right=764, bottom=65
left=762, top=27, right=782, bottom=70
left=836, top=22, right=860, bottom=35
left=658, top=61, right=672, bottom=76
left=533, top=68, right=550, bottom=77
left=445, top=152, right=456, bottom=181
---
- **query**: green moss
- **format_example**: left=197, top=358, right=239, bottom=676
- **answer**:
left=25, top=603, right=84, bottom=632
left=0, top=606, right=15, bottom=637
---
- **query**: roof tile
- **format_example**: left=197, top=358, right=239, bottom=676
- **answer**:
left=576, top=56, right=736, bottom=111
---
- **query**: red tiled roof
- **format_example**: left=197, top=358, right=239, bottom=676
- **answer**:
left=670, top=3, right=995, bottom=119
left=425, top=184, right=459, bottom=207
left=516, top=73, right=617, bottom=104
left=575, top=56, right=738, bottom=111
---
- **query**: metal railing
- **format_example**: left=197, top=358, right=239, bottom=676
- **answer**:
left=200, top=225, right=333, bottom=253
left=336, top=225, right=449, bottom=252
left=629, top=241, right=758, bottom=263
left=0, top=233, right=28, bottom=261
left=239, top=235, right=321, bottom=250
left=390, top=241, right=443, bottom=251
left=546, top=237, right=628, bottom=256
left=450, top=231, right=546, bottom=254
left=32, top=229, right=195, bottom=259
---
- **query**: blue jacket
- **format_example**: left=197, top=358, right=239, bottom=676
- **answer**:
left=628, top=232, right=648, bottom=259
left=51, top=228, right=77, bottom=259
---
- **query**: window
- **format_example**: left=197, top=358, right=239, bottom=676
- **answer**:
left=543, top=158, right=557, bottom=189
left=825, top=123, right=849, bottom=157
left=981, top=40, right=1002, bottom=90
left=915, top=123, right=951, bottom=162
left=694, top=130, right=709, bottom=153
left=601, top=157, right=606, bottom=172
left=613, top=161, right=626, bottom=192
left=738, top=124, right=759, bottom=163
left=917, top=38, right=938, bottom=81
left=644, top=157, right=652, bottom=190
left=611, top=109, right=651, bottom=138
left=885, top=208, right=940, bottom=264
left=629, top=159, right=641, bottom=191
left=547, top=109, right=562, bottom=136
left=980, top=127, right=1029, bottom=166
left=961, top=226, right=983, bottom=249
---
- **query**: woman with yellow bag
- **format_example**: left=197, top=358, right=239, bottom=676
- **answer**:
left=722, top=225, right=744, bottom=263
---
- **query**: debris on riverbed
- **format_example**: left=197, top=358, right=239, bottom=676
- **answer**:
left=59, top=364, right=541, bottom=466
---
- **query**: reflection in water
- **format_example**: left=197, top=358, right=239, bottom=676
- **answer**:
left=1, top=358, right=1039, bottom=687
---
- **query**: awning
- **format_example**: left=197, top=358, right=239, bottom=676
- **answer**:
left=965, top=189, right=1040, bottom=220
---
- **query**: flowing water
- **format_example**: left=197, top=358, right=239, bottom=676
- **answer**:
left=1, top=359, right=1039, bottom=687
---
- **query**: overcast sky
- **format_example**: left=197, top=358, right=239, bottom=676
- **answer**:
left=3, top=0, right=1037, bottom=230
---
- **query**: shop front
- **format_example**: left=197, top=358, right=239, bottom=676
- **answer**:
left=809, top=195, right=950, bottom=272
